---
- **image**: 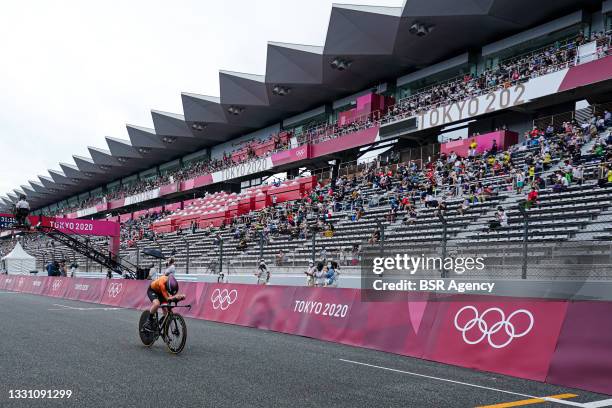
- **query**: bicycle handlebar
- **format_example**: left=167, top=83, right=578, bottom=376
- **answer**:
left=160, top=302, right=192, bottom=310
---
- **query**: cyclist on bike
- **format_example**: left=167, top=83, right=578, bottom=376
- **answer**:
left=143, top=273, right=185, bottom=332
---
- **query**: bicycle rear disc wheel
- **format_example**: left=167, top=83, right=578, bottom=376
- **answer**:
left=139, top=311, right=157, bottom=347
left=163, top=314, right=187, bottom=354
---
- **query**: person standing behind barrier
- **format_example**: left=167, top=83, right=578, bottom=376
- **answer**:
left=69, top=262, right=78, bottom=278
left=255, top=259, right=269, bottom=285
left=59, top=260, right=67, bottom=277
left=314, top=262, right=325, bottom=287
left=305, top=260, right=316, bottom=286
left=46, top=261, right=56, bottom=277
left=324, top=261, right=339, bottom=287
left=165, top=258, right=176, bottom=276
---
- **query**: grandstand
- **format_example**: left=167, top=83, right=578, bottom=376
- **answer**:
left=5, top=2, right=612, bottom=405
left=0, top=0, right=611, bottom=284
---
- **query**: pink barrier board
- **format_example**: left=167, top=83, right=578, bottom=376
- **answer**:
left=42, top=277, right=69, bottom=298
left=424, top=296, right=568, bottom=381
left=14, top=276, right=33, bottom=293
left=287, top=287, right=359, bottom=343
left=117, top=280, right=150, bottom=309
left=0, top=275, right=8, bottom=290
left=178, top=282, right=207, bottom=318
left=63, top=278, right=89, bottom=301
left=347, top=291, right=439, bottom=356
left=99, top=280, right=128, bottom=306
left=236, top=285, right=298, bottom=332
left=74, top=279, right=107, bottom=303
left=12, top=275, right=29, bottom=292
left=3, top=276, right=611, bottom=396
left=25, top=276, right=46, bottom=295
left=547, top=301, right=612, bottom=396
left=195, top=283, right=248, bottom=325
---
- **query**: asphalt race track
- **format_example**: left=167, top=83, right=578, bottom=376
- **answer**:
left=0, top=291, right=610, bottom=408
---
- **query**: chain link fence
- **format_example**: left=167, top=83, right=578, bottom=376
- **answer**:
left=361, top=210, right=612, bottom=282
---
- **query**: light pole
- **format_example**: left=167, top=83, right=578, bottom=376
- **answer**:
left=181, top=237, right=190, bottom=274
left=438, top=212, right=448, bottom=278
left=518, top=202, right=529, bottom=280
left=155, top=241, right=163, bottom=275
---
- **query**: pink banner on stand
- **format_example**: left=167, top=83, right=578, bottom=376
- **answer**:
left=236, top=285, right=298, bottom=332
left=159, top=183, right=179, bottom=196
left=117, top=280, right=149, bottom=309
left=346, top=291, right=439, bottom=356
left=310, top=126, right=379, bottom=158
left=424, top=296, right=568, bottom=381
left=286, top=287, right=358, bottom=342
left=559, top=55, right=612, bottom=92
left=40, top=217, right=120, bottom=237
left=440, top=130, right=518, bottom=157
left=133, top=210, right=148, bottom=219
left=164, top=202, right=182, bottom=212
left=271, top=145, right=310, bottom=167
left=546, top=301, right=612, bottom=396
left=42, top=277, right=69, bottom=298
left=98, top=280, right=127, bottom=306
left=195, top=283, right=249, bottom=324
left=181, top=174, right=213, bottom=192
left=108, top=199, right=125, bottom=210
left=193, top=174, right=213, bottom=188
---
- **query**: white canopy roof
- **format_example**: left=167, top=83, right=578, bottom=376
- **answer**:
left=1, top=242, right=35, bottom=261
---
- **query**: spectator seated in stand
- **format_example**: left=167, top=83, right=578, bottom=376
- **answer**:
left=489, top=207, right=508, bottom=230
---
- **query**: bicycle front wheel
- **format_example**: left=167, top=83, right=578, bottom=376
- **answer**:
left=163, top=314, right=187, bottom=354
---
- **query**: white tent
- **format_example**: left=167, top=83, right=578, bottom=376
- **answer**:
left=1, top=242, right=36, bottom=275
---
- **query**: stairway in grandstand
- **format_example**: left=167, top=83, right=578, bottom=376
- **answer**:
left=34, top=225, right=137, bottom=278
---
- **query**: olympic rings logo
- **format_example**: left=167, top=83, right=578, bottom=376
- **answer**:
left=107, top=282, right=123, bottom=298
left=453, top=306, right=534, bottom=349
left=295, top=148, right=306, bottom=158
left=52, top=280, right=62, bottom=291
left=210, top=288, right=238, bottom=310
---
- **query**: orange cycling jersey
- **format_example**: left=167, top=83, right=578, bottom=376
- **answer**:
left=150, top=275, right=170, bottom=300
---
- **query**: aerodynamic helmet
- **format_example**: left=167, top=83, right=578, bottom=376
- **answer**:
left=166, top=274, right=179, bottom=296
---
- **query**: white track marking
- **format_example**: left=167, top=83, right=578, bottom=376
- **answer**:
left=339, top=359, right=593, bottom=407
left=582, top=399, right=612, bottom=407
left=49, top=304, right=121, bottom=311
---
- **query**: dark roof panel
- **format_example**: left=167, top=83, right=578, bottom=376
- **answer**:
left=3, top=0, right=595, bottom=208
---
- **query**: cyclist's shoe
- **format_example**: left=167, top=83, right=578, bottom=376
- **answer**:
left=142, top=319, right=158, bottom=334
